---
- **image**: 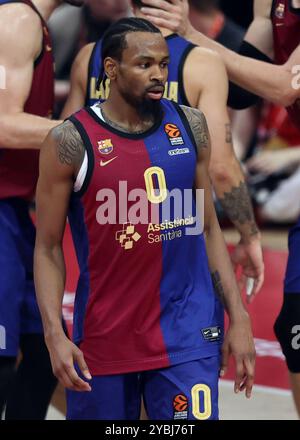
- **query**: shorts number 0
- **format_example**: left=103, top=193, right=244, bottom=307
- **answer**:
left=191, top=384, right=212, bottom=420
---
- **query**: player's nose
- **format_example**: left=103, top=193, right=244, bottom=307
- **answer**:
left=149, top=64, right=164, bottom=82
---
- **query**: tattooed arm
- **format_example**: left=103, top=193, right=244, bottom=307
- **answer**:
left=182, top=106, right=255, bottom=397
left=34, top=121, right=91, bottom=392
left=182, top=99, right=264, bottom=301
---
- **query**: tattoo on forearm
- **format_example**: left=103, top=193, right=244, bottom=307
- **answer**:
left=180, top=105, right=209, bottom=150
left=220, top=181, right=259, bottom=235
left=225, top=123, right=232, bottom=143
left=211, top=271, right=225, bottom=305
left=52, top=120, right=85, bottom=166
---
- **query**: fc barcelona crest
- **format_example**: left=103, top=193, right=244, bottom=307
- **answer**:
left=275, top=3, right=285, bottom=19
left=98, top=139, right=114, bottom=155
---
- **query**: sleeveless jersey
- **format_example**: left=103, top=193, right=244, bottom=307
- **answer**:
left=0, top=0, right=54, bottom=201
left=68, top=99, right=223, bottom=375
left=271, top=0, right=300, bottom=129
left=86, top=34, right=195, bottom=107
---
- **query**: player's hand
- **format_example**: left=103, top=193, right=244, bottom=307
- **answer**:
left=231, top=236, right=264, bottom=303
left=220, top=313, right=256, bottom=398
left=140, top=0, right=193, bottom=37
left=247, top=150, right=298, bottom=175
left=46, top=333, right=92, bottom=392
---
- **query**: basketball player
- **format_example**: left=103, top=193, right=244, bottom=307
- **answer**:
left=62, top=0, right=265, bottom=304
left=0, top=0, right=84, bottom=419
left=34, top=18, right=255, bottom=420
left=140, top=0, right=300, bottom=417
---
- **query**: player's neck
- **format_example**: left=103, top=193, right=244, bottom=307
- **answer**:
left=31, top=0, right=61, bottom=20
left=100, top=95, right=157, bottom=134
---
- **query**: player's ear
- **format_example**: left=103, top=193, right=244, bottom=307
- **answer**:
left=104, top=57, right=118, bottom=81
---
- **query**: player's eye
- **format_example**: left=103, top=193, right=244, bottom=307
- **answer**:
left=140, top=62, right=150, bottom=69
left=160, top=62, right=168, bottom=69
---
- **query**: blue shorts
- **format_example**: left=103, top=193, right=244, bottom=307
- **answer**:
left=66, top=356, right=220, bottom=420
left=284, top=217, right=300, bottom=293
left=0, top=199, right=43, bottom=357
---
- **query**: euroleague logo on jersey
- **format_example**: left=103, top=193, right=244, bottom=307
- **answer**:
left=173, top=394, right=188, bottom=419
left=164, top=123, right=184, bottom=146
left=165, top=123, right=181, bottom=138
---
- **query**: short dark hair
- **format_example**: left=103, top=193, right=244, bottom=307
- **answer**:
left=189, top=0, right=220, bottom=13
left=101, top=17, right=161, bottom=64
left=97, top=17, right=161, bottom=88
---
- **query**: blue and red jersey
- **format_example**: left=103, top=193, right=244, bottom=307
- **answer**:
left=0, top=0, right=54, bottom=201
left=67, top=99, right=223, bottom=375
left=86, top=34, right=195, bottom=107
left=271, top=0, right=300, bottom=129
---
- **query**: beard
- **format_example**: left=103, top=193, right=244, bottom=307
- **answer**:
left=119, top=88, right=163, bottom=121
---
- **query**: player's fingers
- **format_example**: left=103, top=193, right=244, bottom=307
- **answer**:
left=141, top=7, right=175, bottom=20
left=243, top=356, right=255, bottom=398
left=74, top=350, right=92, bottom=381
left=253, top=272, right=264, bottom=295
left=141, top=0, right=174, bottom=11
left=220, top=344, right=229, bottom=377
left=55, top=369, right=78, bottom=391
left=142, top=15, right=179, bottom=31
left=64, top=363, right=91, bottom=391
left=234, top=357, right=245, bottom=393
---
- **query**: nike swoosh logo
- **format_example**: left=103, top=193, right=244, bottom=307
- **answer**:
left=100, top=156, right=118, bottom=167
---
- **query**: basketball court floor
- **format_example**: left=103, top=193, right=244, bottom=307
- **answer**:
left=46, top=227, right=299, bottom=420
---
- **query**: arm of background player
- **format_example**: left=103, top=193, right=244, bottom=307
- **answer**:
left=186, top=51, right=264, bottom=300
left=34, top=121, right=91, bottom=391
left=60, top=43, right=95, bottom=119
left=141, top=0, right=300, bottom=106
left=181, top=105, right=256, bottom=398
left=0, top=4, right=60, bottom=150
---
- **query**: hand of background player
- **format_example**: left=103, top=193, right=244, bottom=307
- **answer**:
left=220, top=314, right=256, bottom=398
left=46, top=333, right=92, bottom=392
left=231, top=236, right=265, bottom=303
left=140, top=0, right=192, bottom=37
left=247, top=149, right=299, bottom=175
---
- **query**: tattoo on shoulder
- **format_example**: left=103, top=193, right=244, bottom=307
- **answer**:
left=52, top=120, right=85, bottom=167
left=180, top=105, right=209, bottom=150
